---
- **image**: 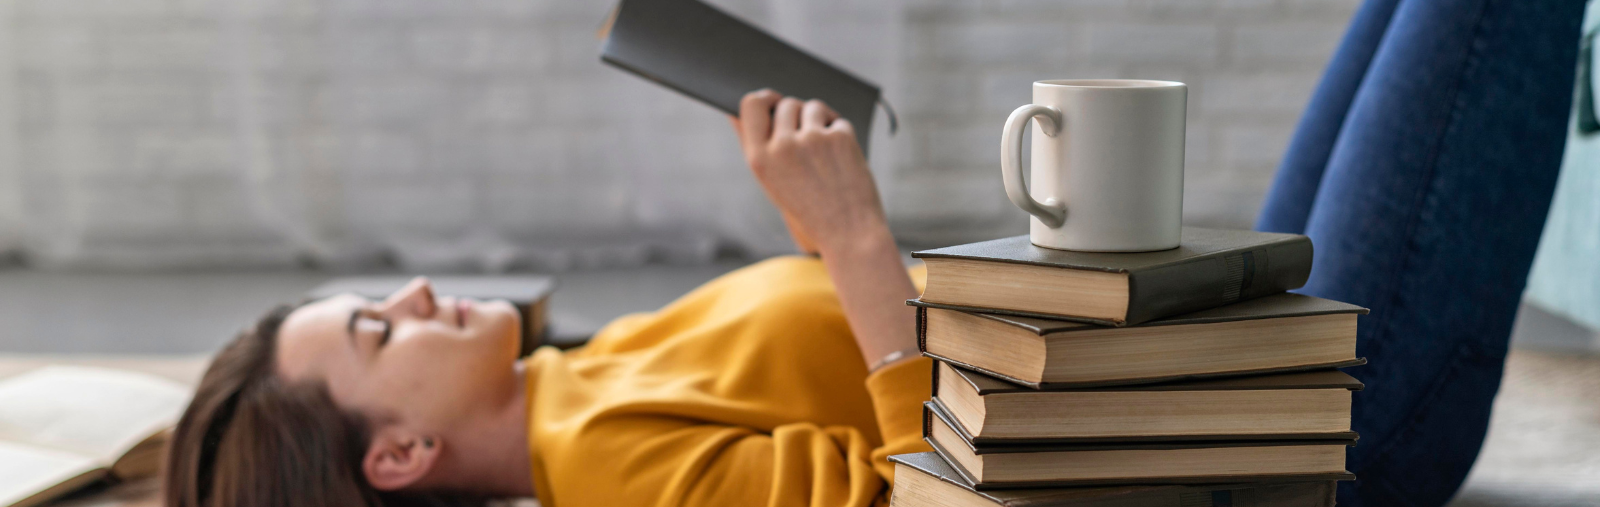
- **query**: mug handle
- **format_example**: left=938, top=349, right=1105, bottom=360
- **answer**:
left=1000, top=104, right=1067, bottom=228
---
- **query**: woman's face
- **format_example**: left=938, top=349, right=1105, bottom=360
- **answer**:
left=275, top=278, right=523, bottom=432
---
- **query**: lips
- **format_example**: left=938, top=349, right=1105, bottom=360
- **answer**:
left=456, top=300, right=470, bottom=328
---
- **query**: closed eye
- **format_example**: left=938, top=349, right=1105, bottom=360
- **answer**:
left=377, top=320, right=392, bottom=347
left=351, top=313, right=393, bottom=352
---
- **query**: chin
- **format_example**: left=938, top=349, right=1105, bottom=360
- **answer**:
left=481, top=300, right=524, bottom=359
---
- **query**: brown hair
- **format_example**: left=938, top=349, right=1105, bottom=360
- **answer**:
left=163, top=303, right=479, bottom=507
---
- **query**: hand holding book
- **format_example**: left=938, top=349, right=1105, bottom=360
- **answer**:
left=730, top=90, right=879, bottom=258
left=730, top=89, right=919, bottom=370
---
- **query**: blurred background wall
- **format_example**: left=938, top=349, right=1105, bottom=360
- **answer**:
left=0, top=0, right=1359, bottom=272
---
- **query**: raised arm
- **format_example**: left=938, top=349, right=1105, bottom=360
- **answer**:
left=729, top=90, right=920, bottom=371
left=530, top=98, right=931, bottom=506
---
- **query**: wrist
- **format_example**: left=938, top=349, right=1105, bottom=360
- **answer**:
left=816, top=219, right=895, bottom=260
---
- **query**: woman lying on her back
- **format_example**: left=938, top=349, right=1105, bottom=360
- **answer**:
left=163, top=90, right=934, bottom=507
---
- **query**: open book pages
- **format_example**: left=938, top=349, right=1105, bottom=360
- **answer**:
left=0, top=441, right=104, bottom=507
left=0, top=366, right=192, bottom=507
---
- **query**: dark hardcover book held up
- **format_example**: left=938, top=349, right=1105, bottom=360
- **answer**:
left=600, top=0, right=886, bottom=154
left=914, top=292, right=1367, bottom=387
left=931, top=361, right=1363, bottom=444
left=889, top=452, right=1339, bottom=507
left=924, top=402, right=1356, bottom=489
left=307, top=276, right=557, bottom=355
left=912, top=228, right=1314, bottom=326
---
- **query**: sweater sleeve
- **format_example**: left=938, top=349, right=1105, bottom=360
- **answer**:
left=529, top=257, right=935, bottom=507
left=864, top=356, right=936, bottom=485
left=539, top=357, right=933, bottom=507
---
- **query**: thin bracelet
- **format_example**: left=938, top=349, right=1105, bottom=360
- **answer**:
left=869, top=347, right=922, bottom=373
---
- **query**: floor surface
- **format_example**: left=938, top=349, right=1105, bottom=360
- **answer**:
left=1, top=264, right=1596, bottom=506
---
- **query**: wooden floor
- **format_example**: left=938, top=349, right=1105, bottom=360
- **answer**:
left=3, top=348, right=1596, bottom=507
left=1, top=265, right=1595, bottom=506
left=1450, top=350, right=1600, bottom=506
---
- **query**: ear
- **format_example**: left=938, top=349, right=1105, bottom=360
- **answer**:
left=362, top=427, right=442, bottom=491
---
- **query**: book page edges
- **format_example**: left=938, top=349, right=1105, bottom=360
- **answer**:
left=918, top=258, right=1131, bottom=325
left=0, top=441, right=107, bottom=507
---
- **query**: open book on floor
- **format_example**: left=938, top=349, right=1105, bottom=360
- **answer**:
left=924, top=402, right=1355, bottom=489
left=915, top=292, right=1367, bottom=387
left=0, top=366, right=191, bottom=507
left=933, top=361, right=1362, bottom=444
left=889, top=452, right=1339, bottom=507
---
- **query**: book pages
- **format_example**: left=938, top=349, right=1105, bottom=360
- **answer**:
left=0, top=440, right=101, bottom=507
left=0, top=366, right=190, bottom=461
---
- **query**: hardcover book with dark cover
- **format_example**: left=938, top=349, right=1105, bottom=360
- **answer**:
left=923, top=402, right=1356, bottom=489
left=931, top=362, right=1363, bottom=443
left=600, top=0, right=884, bottom=153
left=914, top=292, right=1367, bottom=387
left=912, top=228, right=1314, bottom=326
left=888, top=452, right=1339, bottom=507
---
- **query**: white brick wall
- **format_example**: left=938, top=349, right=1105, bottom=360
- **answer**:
left=0, top=0, right=23, bottom=255
left=0, top=0, right=1359, bottom=270
left=887, top=0, right=1357, bottom=247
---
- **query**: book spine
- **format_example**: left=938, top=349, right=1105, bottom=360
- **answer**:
left=915, top=305, right=929, bottom=352
left=1124, top=236, right=1312, bottom=325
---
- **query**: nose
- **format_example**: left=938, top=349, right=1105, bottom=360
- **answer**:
left=378, top=277, right=438, bottom=318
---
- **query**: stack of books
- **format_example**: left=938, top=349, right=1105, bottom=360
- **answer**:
left=891, top=228, right=1367, bottom=507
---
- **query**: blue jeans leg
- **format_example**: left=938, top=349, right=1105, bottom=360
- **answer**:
left=1255, top=0, right=1584, bottom=506
left=1256, top=0, right=1402, bottom=235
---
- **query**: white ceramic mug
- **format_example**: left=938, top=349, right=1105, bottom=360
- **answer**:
left=1001, top=79, right=1186, bottom=252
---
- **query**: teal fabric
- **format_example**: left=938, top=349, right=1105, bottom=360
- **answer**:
left=1526, top=3, right=1600, bottom=332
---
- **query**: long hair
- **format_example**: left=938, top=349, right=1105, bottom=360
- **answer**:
left=163, top=303, right=481, bottom=507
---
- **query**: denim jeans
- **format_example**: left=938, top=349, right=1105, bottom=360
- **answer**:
left=1254, top=0, right=1585, bottom=505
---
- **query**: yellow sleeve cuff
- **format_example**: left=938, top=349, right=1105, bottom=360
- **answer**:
left=864, top=356, right=933, bottom=445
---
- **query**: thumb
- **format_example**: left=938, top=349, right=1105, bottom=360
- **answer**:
left=729, top=116, right=755, bottom=155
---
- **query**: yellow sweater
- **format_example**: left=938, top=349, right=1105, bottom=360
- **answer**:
left=523, top=256, right=932, bottom=507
